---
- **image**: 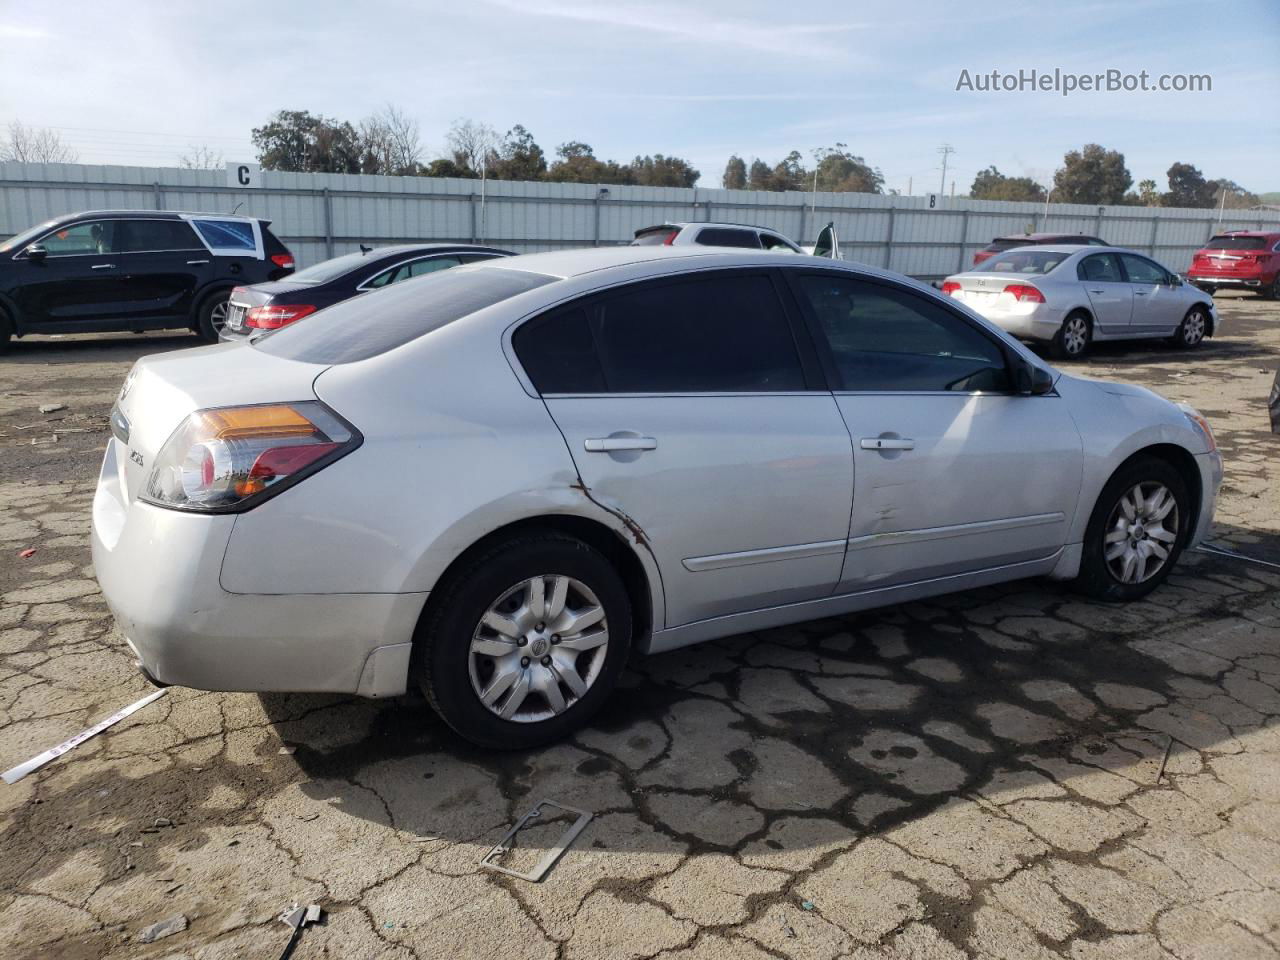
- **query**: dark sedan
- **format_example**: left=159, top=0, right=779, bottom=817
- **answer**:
left=219, top=243, right=512, bottom=342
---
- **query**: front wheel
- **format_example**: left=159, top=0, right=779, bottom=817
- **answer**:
left=416, top=533, right=632, bottom=749
left=1170, top=306, right=1208, bottom=349
left=1073, top=456, right=1190, bottom=601
left=195, top=291, right=231, bottom=343
left=1052, top=312, right=1091, bottom=360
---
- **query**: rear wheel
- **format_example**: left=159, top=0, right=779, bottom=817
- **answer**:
left=1262, top=276, right=1280, bottom=301
left=1074, top=456, right=1190, bottom=601
left=0, top=309, right=11, bottom=354
left=1170, top=306, right=1208, bottom=349
left=415, top=533, right=632, bottom=749
left=195, top=291, right=231, bottom=343
left=1052, top=311, right=1091, bottom=360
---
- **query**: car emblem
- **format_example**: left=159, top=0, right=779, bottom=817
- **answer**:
left=129, top=450, right=145, bottom=467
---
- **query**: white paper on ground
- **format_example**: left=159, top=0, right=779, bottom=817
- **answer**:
left=2, top=688, right=168, bottom=784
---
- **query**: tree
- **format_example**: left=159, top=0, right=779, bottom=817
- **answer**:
left=723, top=155, right=747, bottom=190
left=770, top=150, right=807, bottom=192
left=747, top=158, right=774, bottom=191
left=358, top=104, right=423, bottom=176
left=969, top=165, right=1046, bottom=202
left=0, top=121, right=78, bottom=163
left=179, top=144, right=223, bottom=169
left=815, top=144, right=883, bottom=194
left=630, top=154, right=700, bottom=188
left=423, top=157, right=475, bottom=179
left=546, top=142, right=633, bottom=184
left=1163, top=162, right=1215, bottom=208
left=487, top=125, right=547, bottom=182
left=445, top=118, right=500, bottom=175
left=1208, top=178, right=1258, bottom=210
left=251, top=110, right=362, bottom=173
left=1052, top=144, right=1132, bottom=204
left=1137, top=179, right=1160, bottom=205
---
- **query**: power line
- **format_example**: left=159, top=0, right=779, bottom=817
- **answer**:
left=937, top=144, right=956, bottom=198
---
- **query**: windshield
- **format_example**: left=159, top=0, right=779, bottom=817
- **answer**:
left=287, top=251, right=378, bottom=284
left=0, top=219, right=59, bottom=254
left=974, top=250, right=1068, bottom=275
left=253, top=266, right=557, bottom=364
left=1204, top=235, right=1267, bottom=250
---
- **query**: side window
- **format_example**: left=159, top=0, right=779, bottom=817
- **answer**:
left=793, top=274, right=1011, bottom=393
left=38, top=221, right=115, bottom=256
left=458, top=253, right=503, bottom=264
left=364, top=265, right=403, bottom=288
left=694, top=228, right=761, bottom=249
left=190, top=219, right=256, bottom=253
left=1077, top=254, right=1123, bottom=282
left=408, top=256, right=460, bottom=277
left=760, top=233, right=797, bottom=253
left=1119, top=254, right=1167, bottom=284
left=115, top=219, right=203, bottom=253
left=513, top=307, right=606, bottom=394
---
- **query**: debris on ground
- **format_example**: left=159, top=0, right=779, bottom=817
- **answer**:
left=137, top=914, right=188, bottom=943
left=277, top=902, right=324, bottom=960
left=1, top=688, right=169, bottom=784
left=278, top=744, right=297, bottom=755
left=800, top=900, right=815, bottom=911
left=38, top=402, right=67, bottom=413
left=480, top=799, right=593, bottom=882
left=19, top=548, right=36, bottom=559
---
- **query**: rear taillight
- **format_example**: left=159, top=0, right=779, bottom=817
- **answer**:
left=941, top=281, right=962, bottom=296
left=663, top=230, right=679, bottom=246
left=1003, top=283, right=1045, bottom=303
left=245, top=304, right=317, bottom=330
left=141, top=402, right=359, bottom=513
left=271, top=253, right=295, bottom=270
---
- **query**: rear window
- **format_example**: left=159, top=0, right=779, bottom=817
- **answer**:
left=982, top=238, right=1025, bottom=253
left=695, top=228, right=761, bottom=249
left=253, top=266, right=556, bottom=364
left=191, top=219, right=255, bottom=252
left=974, top=250, right=1067, bottom=275
left=1204, top=235, right=1267, bottom=250
left=288, top=252, right=373, bottom=284
left=631, top=227, right=678, bottom=246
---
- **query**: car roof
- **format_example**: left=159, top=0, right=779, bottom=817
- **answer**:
left=635, top=222, right=791, bottom=234
left=991, top=232, right=1100, bottom=241
left=347, top=243, right=510, bottom=259
left=48, top=209, right=262, bottom=223
left=986, top=244, right=1144, bottom=256
left=1203, top=230, right=1279, bottom=238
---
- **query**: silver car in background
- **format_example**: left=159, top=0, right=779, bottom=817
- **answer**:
left=942, top=245, right=1218, bottom=359
left=92, top=247, right=1221, bottom=749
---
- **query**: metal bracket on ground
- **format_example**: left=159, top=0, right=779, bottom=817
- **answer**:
left=479, top=799, right=593, bottom=882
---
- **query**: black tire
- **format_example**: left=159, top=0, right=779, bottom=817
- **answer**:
left=1169, top=305, right=1209, bottom=349
left=1200, top=285, right=1217, bottom=297
left=0, top=309, right=12, bottom=354
left=1262, top=276, right=1280, bottom=301
left=415, top=533, right=632, bottom=749
left=195, top=290, right=231, bottom=343
left=1052, top=311, right=1091, bottom=360
left=1073, top=456, right=1190, bottom=602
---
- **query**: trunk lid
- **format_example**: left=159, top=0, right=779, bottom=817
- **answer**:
left=945, top=272, right=1023, bottom=305
left=111, top=344, right=325, bottom=503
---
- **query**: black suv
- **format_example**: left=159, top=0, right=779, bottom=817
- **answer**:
left=0, top=210, right=294, bottom=349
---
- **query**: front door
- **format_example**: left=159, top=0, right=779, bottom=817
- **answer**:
left=517, top=270, right=855, bottom=627
left=813, top=222, right=840, bottom=259
left=1118, top=252, right=1179, bottom=335
left=785, top=270, right=1083, bottom=590
left=13, top=219, right=135, bottom=329
left=1078, top=252, right=1133, bottom=333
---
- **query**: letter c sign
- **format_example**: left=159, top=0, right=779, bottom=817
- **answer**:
left=226, top=161, right=261, bottom=189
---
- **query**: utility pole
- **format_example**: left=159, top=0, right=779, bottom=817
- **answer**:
left=950, top=180, right=955, bottom=200
left=907, top=176, right=912, bottom=196
left=937, top=144, right=956, bottom=199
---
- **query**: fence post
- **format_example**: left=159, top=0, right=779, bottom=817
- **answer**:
left=957, top=209, right=970, bottom=273
left=704, top=199, right=713, bottom=223
left=153, top=182, right=163, bottom=210
left=798, top=198, right=808, bottom=246
left=469, top=193, right=478, bottom=243
left=594, top=190, right=602, bottom=247
left=1095, top=207, right=1105, bottom=237
left=1148, top=215, right=1160, bottom=255
left=322, top=187, right=334, bottom=259
left=884, top=206, right=896, bottom=271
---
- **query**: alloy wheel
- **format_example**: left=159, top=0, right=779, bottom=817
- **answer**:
left=1062, top=316, right=1089, bottom=356
left=468, top=575, right=609, bottom=723
left=1103, top=481, right=1180, bottom=585
left=1182, top=310, right=1206, bottom=346
left=210, top=299, right=230, bottom=333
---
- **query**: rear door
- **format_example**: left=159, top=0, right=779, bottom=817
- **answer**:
left=519, top=269, right=855, bottom=627
left=1077, top=253, right=1133, bottom=331
left=113, top=218, right=212, bottom=325
left=786, top=270, right=1082, bottom=590
left=1118, top=253, right=1179, bottom=334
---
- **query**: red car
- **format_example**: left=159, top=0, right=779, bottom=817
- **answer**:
left=972, top=232, right=1108, bottom=266
left=1187, top=231, right=1280, bottom=299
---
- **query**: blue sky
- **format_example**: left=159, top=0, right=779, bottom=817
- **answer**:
left=2, top=0, right=1277, bottom=194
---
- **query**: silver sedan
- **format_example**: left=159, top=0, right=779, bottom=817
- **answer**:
left=942, top=245, right=1218, bottom=359
left=92, top=248, right=1221, bottom=748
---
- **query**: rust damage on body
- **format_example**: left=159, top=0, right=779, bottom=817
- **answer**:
left=568, top=479, right=649, bottom=548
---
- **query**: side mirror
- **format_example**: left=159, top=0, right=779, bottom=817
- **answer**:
left=1013, top=357, right=1055, bottom=395
left=1170, top=273, right=1183, bottom=287
left=25, top=243, right=48, bottom=262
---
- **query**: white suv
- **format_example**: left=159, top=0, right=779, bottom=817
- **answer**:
left=631, top=221, right=839, bottom=258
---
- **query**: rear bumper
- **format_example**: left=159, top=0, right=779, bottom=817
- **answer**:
left=90, top=442, right=425, bottom=697
left=1187, top=275, right=1264, bottom=289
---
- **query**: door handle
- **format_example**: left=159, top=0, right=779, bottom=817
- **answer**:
left=1088, top=288, right=1104, bottom=294
left=186, top=259, right=210, bottom=265
left=91, top=263, right=116, bottom=270
left=1133, top=291, right=1148, bottom=296
left=861, top=437, right=915, bottom=451
left=584, top=436, right=657, bottom=452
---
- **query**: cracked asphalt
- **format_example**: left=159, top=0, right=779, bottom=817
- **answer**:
left=1, top=294, right=1278, bottom=960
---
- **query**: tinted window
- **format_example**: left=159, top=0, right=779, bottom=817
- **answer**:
left=1205, top=235, right=1267, bottom=250
left=794, top=274, right=1010, bottom=393
left=191, top=219, right=255, bottom=252
left=513, top=307, right=606, bottom=394
left=115, top=219, right=203, bottom=253
left=1077, top=253, right=1124, bottom=282
left=36, top=220, right=114, bottom=256
left=591, top=274, right=802, bottom=392
left=984, top=238, right=1026, bottom=253
left=760, top=233, right=798, bottom=252
left=409, top=256, right=460, bottom=277
left=1119, top=254, right=1168, bottom=284
left=254, top=266, right=556, bottom=365
left=695, top=228, right=761, bottom=249
left=291, top=252, right=374, bottom=285
left=975, top=250, right=1067, bottom=275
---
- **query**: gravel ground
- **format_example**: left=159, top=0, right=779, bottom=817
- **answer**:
left=1, top=295, right=1278, bottom=960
